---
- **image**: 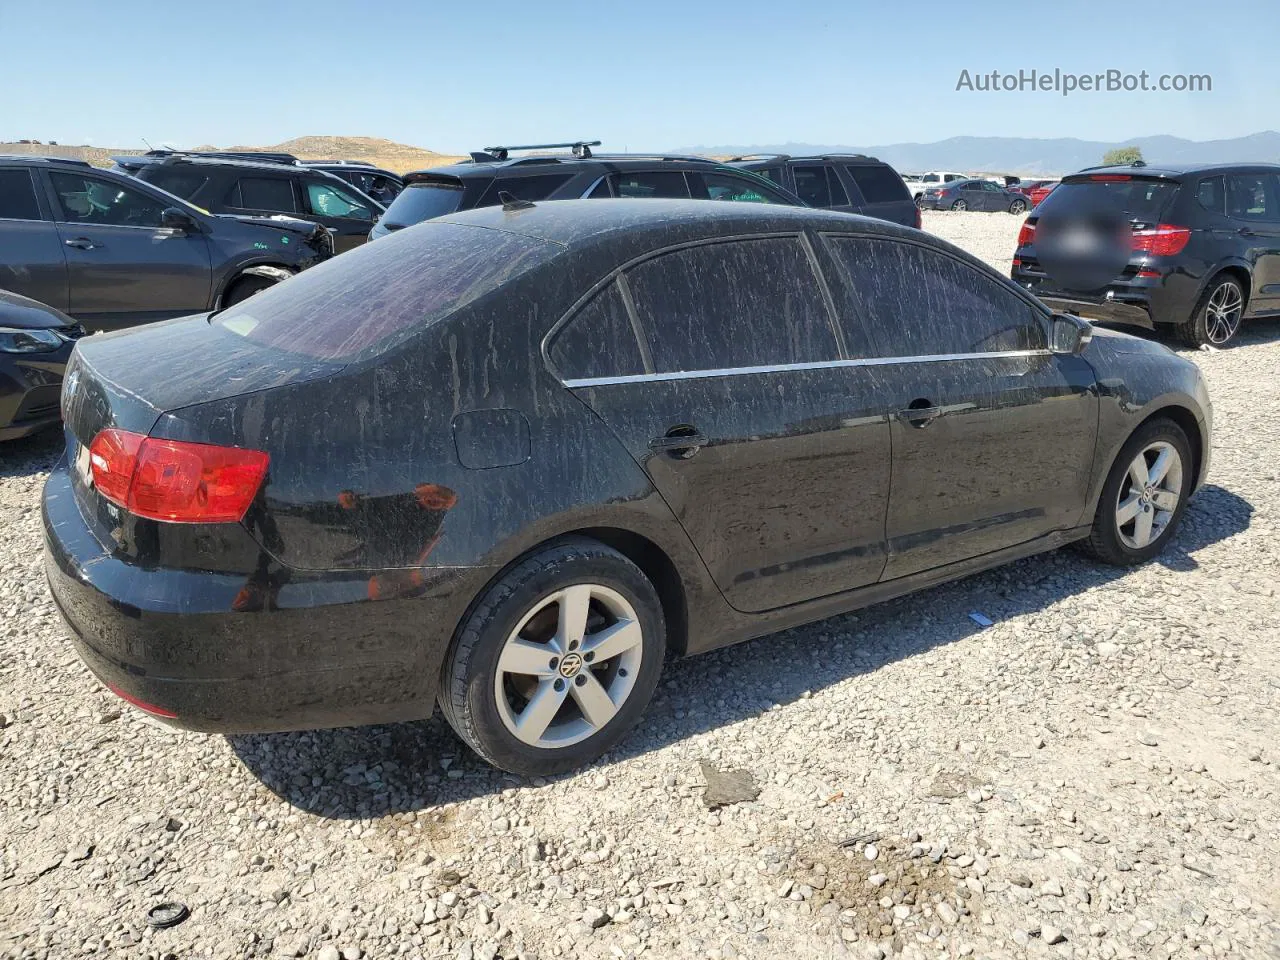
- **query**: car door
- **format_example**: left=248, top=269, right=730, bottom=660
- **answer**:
left=956, top=181, right=985, bottom=210
left=0, top=167, right=69, bottom=310
left=44, top=170, right=212, bottom=330
left=1226, top=172, right=1280, bottom=315
left=299, top=177, right=381, bottom=253
left=817, top=234, right=1099, bottom=580
left=548, top=236, right=894, bottom=613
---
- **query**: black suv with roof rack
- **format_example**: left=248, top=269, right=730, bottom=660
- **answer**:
left=368, top=141, right=805, bottom=240
left=0, top=156, right=331, bottom=331
left=113, top=151, right=386, bottom=253
left=727, top=154, right=919, bottom=229
left=1012, top=161, right=1280, bottom=346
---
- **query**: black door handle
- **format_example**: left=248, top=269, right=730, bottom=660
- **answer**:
left=896, top=400, right=943, bottom=428
left=649, top=427, right=708, bottom=458
left=64, top=238, right=97, bottom=250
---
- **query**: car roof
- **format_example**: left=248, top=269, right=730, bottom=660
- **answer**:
left=0, top=155, right=95, bottom=169
left=1071, top=161, right=1280, bottom=179
left=118, top=153, right=332, bottom=175
left=436, top=197, right=911, bottom=247
left=403, top=153, right=727, bottom=181
left=730, top=153, right=888, bottom=166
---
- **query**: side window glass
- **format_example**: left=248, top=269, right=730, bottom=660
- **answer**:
left=0, top=169, right=42, bottom=221
left=145, top=169, right=209, bottom=200
left=845, top=165, right=910, bottom=203
left=306, top=181, right=372, bottom=220
left=792, top=165, right=832, bottom=206
left=1196, top=176, right=1225, bottom=215
left=696, top=172, right=784, bottom=204
left=760, top=167, right=785, bottom=186
left=625, top=237, right=838, bottom=373
left=49, top=172, right=166, bottom=227
left=1227, top=175, right=1275, bottom=221
left=610, top=172, right=689, bottom=199
left=548, top=281, right=645, bottom=380
left=826, top=167, right=850, bottom=206
left=481, top=174, right=574, bottom=206
left=823, top=236, right=1046, bottom=357
left=586, top=176, right=613, bottom=199
left=232, top=177, right=298, bottom=213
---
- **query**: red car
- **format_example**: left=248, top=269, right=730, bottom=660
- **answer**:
left=1028, top=182, right=1058, bottom=207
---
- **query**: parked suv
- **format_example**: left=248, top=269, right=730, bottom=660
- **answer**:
left=369, top=141, right=803, bottom=240
left=0, top=156, right=332, bottom=331
left=113, top=153, right=384, bottom=253
left=304, top=161, right=403, bottom=206
left=1012, top=162, right=1280, bottom=346
left=729, top=154, right=919, bottom=228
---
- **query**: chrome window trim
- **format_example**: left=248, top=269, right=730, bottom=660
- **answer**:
left=579, top=174, right=609, bottom=199
left=563, top=350, right=1052, bottom=388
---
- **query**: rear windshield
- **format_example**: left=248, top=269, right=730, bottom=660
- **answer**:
left=1037, top=177, right=1179, bottom=222
left=382, top=179, right=464, bottom=227
left=845, top=165, right=910, bottom=204
left=213, top=222, right=558, bottom=361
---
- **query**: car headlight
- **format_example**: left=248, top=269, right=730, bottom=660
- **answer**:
left=0, top=327, right=63, bottom=354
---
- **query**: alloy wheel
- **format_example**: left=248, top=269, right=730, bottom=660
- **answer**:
left=951, top=200, right=967, bottom=211
left=1010, top=200, right=1027, bottom=214
left=1205, top=281, right=1243, bottom=344
left=1115, top=441, right=1184, bottom=549
left=494, top=584, right=644, bottom=748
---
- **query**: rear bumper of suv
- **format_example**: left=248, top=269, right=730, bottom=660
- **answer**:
left=42, top=464, right=484, bottom=734
left=1012, top=265, right=1199, bottom=331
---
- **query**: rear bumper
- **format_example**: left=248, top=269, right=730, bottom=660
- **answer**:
left=1012, top=265, right=1199, bottom=330
left=42, top=465, right=485, bottom=734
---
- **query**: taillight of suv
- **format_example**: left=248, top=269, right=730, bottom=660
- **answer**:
left=1131, top=224, right=1191, bottom=257
left=1017, top=220, right=1035, bottom=247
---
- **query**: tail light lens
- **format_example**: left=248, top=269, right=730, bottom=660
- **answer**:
left=88, top=429, right=269, bottom=523
left=1016, top=220, right=1036, bottom=247
left=1131, top=224, right=1191, bottom=257
left=914, top=206, right=922, bottom=229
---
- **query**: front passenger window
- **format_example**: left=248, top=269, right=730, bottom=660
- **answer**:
left=306, top=181, right=373, bottom=220
left=49, top=172, right=166, bottom=228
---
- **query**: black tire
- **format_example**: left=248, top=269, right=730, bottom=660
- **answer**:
left=222, top=275, right=277, bottom=307
left=950, top=199, right=968, bottom=211
left=1009, top=199, right=1028, bottom=214
left=1175, top=274, right=1246, bottom=347
left=1078, top=418, right=1193, bottom=566
left=438, top=538, right=666, bottom=776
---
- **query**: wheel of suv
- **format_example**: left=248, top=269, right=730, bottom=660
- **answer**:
left=950, top=199, right=968, bottom=211
left=438, top=538, right=666, bottom=776
left=1079, top=418, right=1192, bottom=566
left=1009, top=198, right=1028, bottom=214
left=223, top=275, right=277, bottom=307
left=1176, top=274, right=1245, bottom=347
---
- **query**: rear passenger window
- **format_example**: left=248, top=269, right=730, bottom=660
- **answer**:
left=548, top=282, right=645, bottom=380
left=625, top=238, right=838, bottom=373
left=823, top=236, right=1046, bottom=357
left=0, top=169, right=41, bottom=220
left=1196, top=176, right=1225, bottom=215
left=1227, top=174, right=1279, bottom=222
left=144, top=169, right=209, bottom=200
left=844, top=166, right=909, bottom=204
left=229, top=177, right=297, bottom=212
left=480, top=174, right=574, bottom=206
left=792, top=165, right=846, bottom=207
left=611, top=171, right=689, bottom=199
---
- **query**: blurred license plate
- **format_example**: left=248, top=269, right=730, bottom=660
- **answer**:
left=73, top=442, right=94, bottom=489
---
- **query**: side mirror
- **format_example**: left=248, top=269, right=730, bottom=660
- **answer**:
left=1050, top=313, right=1093, bottom=355
left=161, top=207, right=198, bottom=233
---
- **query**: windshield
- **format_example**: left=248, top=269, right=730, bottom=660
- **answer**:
left=213, top=221, right=559, bottom=361
left=382, top=179, right=464, bottom=227
left=1038, top=177, right=1180, bottom=222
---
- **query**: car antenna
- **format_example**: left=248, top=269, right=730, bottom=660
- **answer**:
left=498, top=191, right=536, bottom=211
left=141, top=137, right=154, bottom=150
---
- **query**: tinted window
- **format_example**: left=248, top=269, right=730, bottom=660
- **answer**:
left=759, top=167, right=785, bottom=185
left=587, top=176, right=613, bottom=198
left=49, top=172, right=166, bottom=227
left=306, top=180, right=373, bottom=220
left=693, top=172, right=787, bottom=204
left=611, top=171, right=689, bottom=199
left=846, top=165, right=909, bottom=204
left=792, top=165, right=846, bottom=207
left=548, top=282, right=645, bottom=379
left=142, top=168, right=209, bottom=200
left=1036, top=177, right=1178, bottom=222
left=0, top=169, right=41, bottom=220
left=1196, top=176, right=1225, bottom=215
left=383, top=180, right=463, bottom=227
left=626, top=238, right=838, bottom=372
left=214, top=222, right=559, bottom=361
left=230, top=177, right=298, bottom=213
left=1227, top=174, right=1279, bottom=221
left=823, top=236, right=1045, bottom=357
left=480, top=174, right=574, bottom=206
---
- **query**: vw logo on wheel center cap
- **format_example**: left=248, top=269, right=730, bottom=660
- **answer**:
left=558, top=653, right=584, bottom=678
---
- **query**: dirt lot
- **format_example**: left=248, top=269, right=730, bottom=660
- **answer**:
left=2, top=211, right=1277, bottom=960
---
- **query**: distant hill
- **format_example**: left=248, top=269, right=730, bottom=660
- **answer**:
left=679, top=132, right=1280, bottom=176
left=0, top=136, right=464, bottom=173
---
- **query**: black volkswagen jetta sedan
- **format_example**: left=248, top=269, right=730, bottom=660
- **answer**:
left=44, top=200, right=1211, bottom=776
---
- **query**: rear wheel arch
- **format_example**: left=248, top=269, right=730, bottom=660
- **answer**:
left=1204, top=264, right=1252, bottom=311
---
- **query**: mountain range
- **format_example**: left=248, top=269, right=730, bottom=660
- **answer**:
left=678, top=132, right=1280, bottom=176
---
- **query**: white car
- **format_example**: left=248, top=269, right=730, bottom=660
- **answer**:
left=902, top=171, right=968, bottom=201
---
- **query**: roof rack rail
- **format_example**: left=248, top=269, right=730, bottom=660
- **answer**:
left=482, top=140, right=601, bottom=161
left=145, top=149, right=301, bottom=165
left=728, top=153, right=792, bottom=162
left=306, top=159, right=377, bottom=167
left=821, top=153, right=874, bottom=160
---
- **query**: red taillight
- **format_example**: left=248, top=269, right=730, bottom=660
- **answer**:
left=1089, top=174, right=1132, bottom=181
left=1017, top=219, right=1036, bottom=248
left=88, top=428, right=269, bottom=523
left=914, top=206, right=922, bottom=229
left=1012, top=258, right=1023, bottom=267
left=1131, top=224, right=1191, bottom=257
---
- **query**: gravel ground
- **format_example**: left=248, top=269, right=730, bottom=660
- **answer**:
left=3, top=211, right=1279, bottom=960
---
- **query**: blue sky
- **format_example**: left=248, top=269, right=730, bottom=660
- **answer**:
left=2, top=0, right=1274, bottom=151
